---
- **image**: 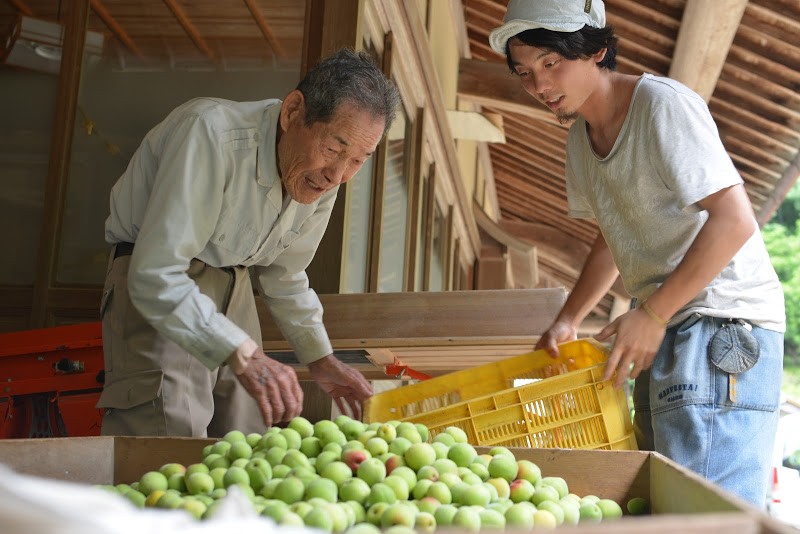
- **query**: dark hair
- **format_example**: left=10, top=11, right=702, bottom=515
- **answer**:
left=296, top=48, right=401, bottom=136
left=505, top=26, right=618, bottom=72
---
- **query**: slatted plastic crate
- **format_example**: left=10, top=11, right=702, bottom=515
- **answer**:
left=365, top=339, right=636, bottom=450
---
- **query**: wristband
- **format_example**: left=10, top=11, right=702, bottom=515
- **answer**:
left=641, top=301, right=668, bottom=326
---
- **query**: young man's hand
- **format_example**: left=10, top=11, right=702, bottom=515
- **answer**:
left=595, top=308, right=666, bottom=388
left=534, top=321, right=579, bottom=358
left=235, top=350, right=304, bottom=427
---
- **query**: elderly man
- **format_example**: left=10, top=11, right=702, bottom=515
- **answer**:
left=489, top=0, right=785, bottom=507
left=98, top=48, right=400, bottom=437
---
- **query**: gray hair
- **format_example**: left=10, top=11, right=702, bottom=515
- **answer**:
left=296, top=48, right=400, bottom=136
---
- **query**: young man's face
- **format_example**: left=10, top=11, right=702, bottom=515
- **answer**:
left=278, top=90, right=385, bottom=204
left=508, top=38, right=606, bottom=124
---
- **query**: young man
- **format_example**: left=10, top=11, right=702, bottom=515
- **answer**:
left=490, top=0, right=785, bottom=506
left=99, top=49, right=400, bottom=437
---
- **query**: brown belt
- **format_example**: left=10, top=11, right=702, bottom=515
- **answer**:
left=113, top=242, right=135, bottom=259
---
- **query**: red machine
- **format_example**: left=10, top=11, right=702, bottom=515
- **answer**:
left=0, top=322, right=105, bottom=438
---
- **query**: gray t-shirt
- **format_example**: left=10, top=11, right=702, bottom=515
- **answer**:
left=566, top=74, right=785, bottom=332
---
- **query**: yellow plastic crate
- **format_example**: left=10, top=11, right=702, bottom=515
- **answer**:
left=365, top=339, right=636, bottom=450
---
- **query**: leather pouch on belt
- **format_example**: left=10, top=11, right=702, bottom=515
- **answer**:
left=709, top=320, right=760, bottom=374
left=97, top=369, right=163, bottom=409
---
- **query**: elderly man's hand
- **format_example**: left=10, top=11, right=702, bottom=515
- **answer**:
left=236, top=350, right=304, bottom=427
left=308, top=355, right=373, bottom=420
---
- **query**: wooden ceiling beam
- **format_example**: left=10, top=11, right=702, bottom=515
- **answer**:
left=756, top=149, right=800, bottom=227
left=491, top=145, right=565, bottom=183
left=611, top=1, right=681, bottom=30
left=496, top=173, right=567, bottom=215
left=714, top=114, right=796, bottom=161
left=496, top=196, right=564, bottom=230
left=496, top=204, right=586, bottom=245
left=735, top=20, right=800, bottom=68
left=458, top=58, right=561, bottom=125
left=90, top=0, right=144, bottom=58
left=616, top=35, right=671, bottom=73
left=711, top=98, right=799, bottom=145
left=495, top=188, right=596, bottom=244
left=499, top=106, right=568, bottom=133
left=496, top=190, right=567, bottom=227
left=243, top=0, right=287, bottom=61
left=493, top=157, right=565, bottom=197
left=494, top=129, right=564, bottom=164
left=605, top=13, right=675, bottom=50
left=721, top=63, right=800, bottom=113
left=493, top=146, right=565, bottom=186
left=726, top=44, right=800, bottom=91
left=468, top=40, right=503, bottom=62
left=728, top=152, right=782, bottom=183
left=499, top=220, right=628, bottom=300
left=615, top=55, right=660, bottom=77
left=162, top=0, right=218, bottom=65
left=723, top=136, right=791, bottom=175
left=668, top=0, right=748, bottom=101
left=743, top=2, right=800, bottom=43
left=8, top=0, right=33, bottom=16
left=464, top=0, right=505, bottom=21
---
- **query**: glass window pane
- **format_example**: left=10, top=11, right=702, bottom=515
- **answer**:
left=0, top=71, right=56, bottom=284
left=415, top=176, right=429, bottom=291
left=56, top=0, right=306, bottom=284
left=342, top=157, right=374, bottom=293
left=378, top=110, right=408, bottom=293
left=430, top=203, right=446, bottom=291
left=0, top=4, right=64, bottom=284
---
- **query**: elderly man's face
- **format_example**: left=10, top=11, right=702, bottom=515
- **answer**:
left=278, top=90, right=385, bottom=204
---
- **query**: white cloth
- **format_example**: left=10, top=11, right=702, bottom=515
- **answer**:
left=105, top=98, right=336, bottom=368
left=0, top=463, right=310, bottom=534
left=566, top=74, right=785, bottom=331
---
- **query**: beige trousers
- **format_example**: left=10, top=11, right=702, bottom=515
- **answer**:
left=98, top=249, right=266, bottom=437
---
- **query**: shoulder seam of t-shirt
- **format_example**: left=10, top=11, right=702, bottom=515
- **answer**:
left=642, top=75, right=707, bottom=106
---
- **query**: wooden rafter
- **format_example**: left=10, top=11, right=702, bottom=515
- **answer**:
left=243, top=0, right=287, bottom=61
left=757, top=150, right=800, bottom=227
left=161, top=0, right=218, bottom=65
left=8, top=0, right=33, bottom=16
left=499, top=219, right=628, bottom=300
left=458, top=57, right=561, bottom=125
left=669, top=0, right=748, bottom=101
left=90, top=0, right=143, bottom=58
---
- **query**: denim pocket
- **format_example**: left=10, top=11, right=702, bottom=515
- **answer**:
left=709, top=322, right=781, bottom=411
left=708, top=321, right=760, bottom=374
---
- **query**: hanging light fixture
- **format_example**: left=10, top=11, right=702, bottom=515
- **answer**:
left=1, top=15, right=104, bottom=74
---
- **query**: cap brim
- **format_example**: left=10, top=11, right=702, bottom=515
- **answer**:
left=488, top=19, right=589, bottom=55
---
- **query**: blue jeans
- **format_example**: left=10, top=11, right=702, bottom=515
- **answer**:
left=633, top=313, right=783, bottom=508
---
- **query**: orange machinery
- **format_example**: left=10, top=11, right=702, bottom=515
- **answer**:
left=0, top=322, right=105, bottom=438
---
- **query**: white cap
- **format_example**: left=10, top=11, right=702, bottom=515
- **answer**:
left=489, top=0, right=606, bottom=54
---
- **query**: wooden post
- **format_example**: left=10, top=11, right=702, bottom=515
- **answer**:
left=366, top=31, right=394, bottom=293
left=30, top=0, right=91, bottom=328
left=303, top=0, right=366, bottom=295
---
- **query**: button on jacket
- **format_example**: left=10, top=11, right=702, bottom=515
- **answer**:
left=105, top=97, right=336, bottom=369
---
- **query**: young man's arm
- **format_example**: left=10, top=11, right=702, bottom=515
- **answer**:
left=536, top=231, right=620, bottom=356
left=597, top=183, right=756, bottom=387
